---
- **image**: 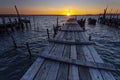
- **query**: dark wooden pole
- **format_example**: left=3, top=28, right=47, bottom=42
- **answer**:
left=2, top=17, right=9, bottom=33
left=89, top=36, right=92, bottom=41
left=8, top=17, right=14, bottom=32
left=47, top=29, right=50, bottom=39
left=57, top=16, right=58, bottom=27
left=14, top=5, right=21, bottom=22
left=26, top=42, right=32, bottom=59
left=11, top=35, right=17, bottom=48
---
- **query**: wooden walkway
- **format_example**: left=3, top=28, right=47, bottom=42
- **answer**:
left=21, top=19, right=116, bottom=80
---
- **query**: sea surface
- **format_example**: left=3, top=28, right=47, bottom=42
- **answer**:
left=0, top=16, right=120, bottom=80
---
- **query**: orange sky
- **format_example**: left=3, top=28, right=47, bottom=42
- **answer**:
left=0, top=0, right=120, bottom=15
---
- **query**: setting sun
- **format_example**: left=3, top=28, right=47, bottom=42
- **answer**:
left=67, top=12, right=70, bottom=16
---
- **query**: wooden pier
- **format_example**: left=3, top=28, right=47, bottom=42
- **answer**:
left=21, top=18, right=116, bottom=80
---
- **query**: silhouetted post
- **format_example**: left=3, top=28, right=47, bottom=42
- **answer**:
left=75, top=16, right=77, bottom=20
left=2, top=17, right=8, bottom=33
left=83, top=27, right=85, bottom=31
left=14, top=5, right=24, bottom=31
left=47, top=29, right=50, bottom=39
left=89, top=36, right=92, bottom=41
left=14, top=5, right=21, bottom=22
left=11, top=35, right=17, bottom=48
left=53, top=25, right=56, bottom=38
left=33, top=16, right=36, bottom=29
left=28, top=17, right=31, bottom=29
left=57, top=16, right=58, bottom=27
left=8, top=17, right=14, bottom=32
left=26, top=42, right=32, bottom=59
left=25, top=17, right=28, bottom=30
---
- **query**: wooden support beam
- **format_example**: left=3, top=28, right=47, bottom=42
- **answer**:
left=34, top=53, right=119, bottom=72
left=48, top=39, right=95, bottom=45
left=60, top=29, right=84, bottom=32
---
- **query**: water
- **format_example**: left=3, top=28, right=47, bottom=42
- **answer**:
left=0, top=16, right=120, bottom=80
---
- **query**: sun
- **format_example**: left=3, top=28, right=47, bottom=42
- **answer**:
left=67, top=12, right=71, bottom=16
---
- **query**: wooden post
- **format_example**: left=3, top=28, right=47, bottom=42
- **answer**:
left=14, top=5, right=21, bottom=22
left=47, top=29, right=50, bottom=39
left=2, top=17, right=8, bottom=33
left=25, top=17, right=28, bottom=30
left=28, top=16, right=31, bottom=29
left=83, top=27, right=85, bottom=31
left=53, top=25, right=56, bottom=38
left=26, top=42, right=32, bottom=59
left=33, top=16, right=35, bottom=29
left=89, top=36, right=92, bottom=41
left=14, top=5, right=24, bottom=31
left=11, top=35, right=17, bottom=48
left=57, top=16, right=58, bottom=27
left=8, top=17, right=14, bottom=32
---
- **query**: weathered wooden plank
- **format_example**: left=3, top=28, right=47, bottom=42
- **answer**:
left=45, top=29, right=66, bottom=80
left=57, top=45, right=70, bottom=80
left=20, top=58, right=44, bottom=80
left=79, top=29, right=116, bottom=80
left=48, top=39, right=95, bottom=45
left=78, top=28, right=104, bottom=80
left=60, top=29, right=84, bottom=32
left=75, top=30, right=92, bottom=80
left=34, top=51, right=118, bottom=72
left=68, top=28, right=79, bottom=80
left=79, top=30, right=115, bottom=80
left=34, top=60, right=54, bottom=80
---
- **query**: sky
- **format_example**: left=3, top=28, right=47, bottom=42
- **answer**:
left=0, top=0, right=120, bottom=15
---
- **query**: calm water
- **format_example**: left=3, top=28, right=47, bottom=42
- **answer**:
left=0, top=16, right=120, bottom=80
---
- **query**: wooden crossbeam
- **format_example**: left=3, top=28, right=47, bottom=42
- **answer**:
left=35, top=53, right=119, bottom=72
left=60, top=29, right=84, bottom=32
left=48, top=39, right=95, bottom=45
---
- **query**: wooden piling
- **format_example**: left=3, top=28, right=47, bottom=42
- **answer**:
left=89, top=36, right=92, bottom=41
left=2, top=17, right=8, bottom=33
left=8, top=17, right=14, bottom=32
left=56, top=16, right=58, bottom=27
left=26, top=42, right=32, bottom=59
left=11, top=35, right=17, bottom=48
left=47, top=29, right=50, bottom=39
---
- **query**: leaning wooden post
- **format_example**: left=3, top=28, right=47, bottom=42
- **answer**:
left=14, top=5, right=24, bottom=31
left=11, top=35, right=17, bottom=48
left=26, top=42, right=32, bottom=59
left=47, top=29, right=50, bottom=39
left=89, top=36, right=92, bottom=41
left=2, top=17, right=8, bottom=33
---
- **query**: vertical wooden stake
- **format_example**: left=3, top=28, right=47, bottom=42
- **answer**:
left=2, top=17, right=8, bottom=33
left=53, top=25, right=55, bottom=38
left=8, top=17, right=14, bottom=32
left=33, top=16, right=35, bottom=29
left=89, top=36, right=92, bottom=41
left=57, top=16, right=58, bottom=27
left=26, top=42, right=32, bottom=59
left=11, top=35, right=17, bottom=48
left=47, top=29, right=50, bottom=39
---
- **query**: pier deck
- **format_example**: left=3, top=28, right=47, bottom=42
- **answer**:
left=21, top=20, right=115, bottom=80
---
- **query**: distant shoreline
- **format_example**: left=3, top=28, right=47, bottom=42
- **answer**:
left=0, top=14, right=99, bottom=17
left=0, top=14, right=119, bottom=17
